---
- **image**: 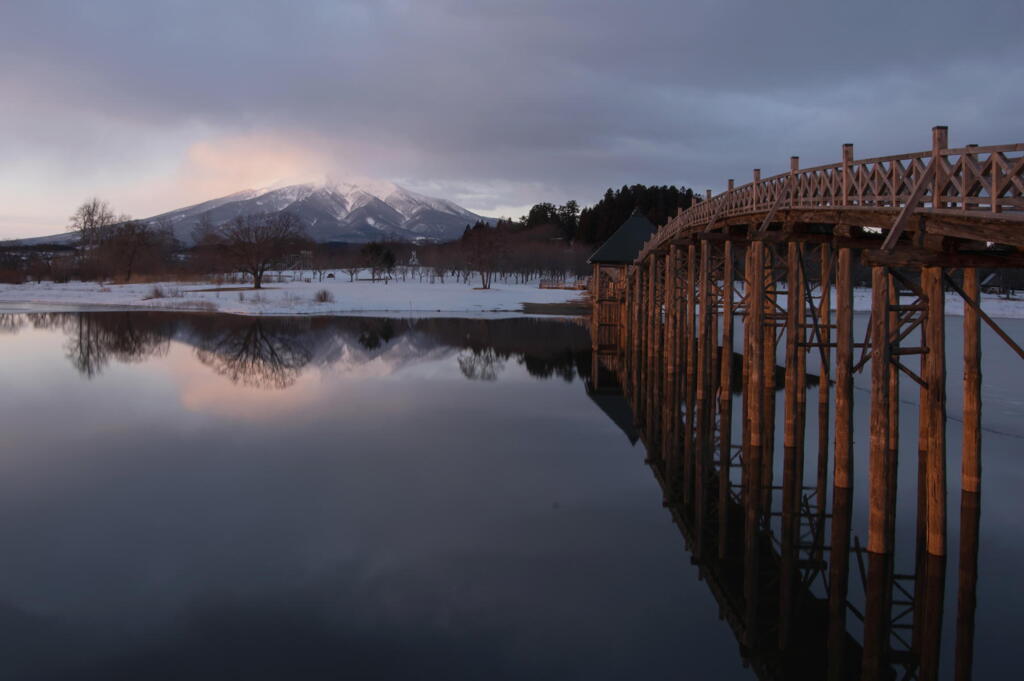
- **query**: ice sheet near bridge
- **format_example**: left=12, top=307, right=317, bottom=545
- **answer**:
left=0, top=271, right=586, bottom=316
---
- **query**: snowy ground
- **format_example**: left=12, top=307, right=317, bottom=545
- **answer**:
left=0, top=270, right=587, bottom=316
left=1, top=271, right=1022, bottom=319
left=850, top=288, right=1024, bottom=319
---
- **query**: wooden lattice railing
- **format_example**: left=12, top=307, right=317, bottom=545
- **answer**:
left=637, top=127, right=1024, bottom=260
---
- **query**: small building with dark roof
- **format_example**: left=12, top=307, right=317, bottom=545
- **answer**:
left=587, top=212, right=659, bottom=352
left=587, top=212, right=658, bottom=265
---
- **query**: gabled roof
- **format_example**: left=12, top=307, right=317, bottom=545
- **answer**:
left=587, top=212, right=658, bottom=265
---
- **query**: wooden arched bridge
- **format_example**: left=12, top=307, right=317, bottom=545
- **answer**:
left=588, top=127, right=1023, bottom=680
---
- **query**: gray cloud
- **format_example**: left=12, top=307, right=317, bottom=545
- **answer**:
left=1, top=0, right=1022, bottom=235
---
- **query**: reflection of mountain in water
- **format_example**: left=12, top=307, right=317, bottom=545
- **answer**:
left=15, top=312, right=593, bottom=389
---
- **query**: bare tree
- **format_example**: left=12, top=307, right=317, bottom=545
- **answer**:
left=102, top=221, right=178, bottom=282
left=221, top=212, right=311, bottom=289
left=68, top=198, right=124, bottom=246
left=462, top=222, right=504, bottom=289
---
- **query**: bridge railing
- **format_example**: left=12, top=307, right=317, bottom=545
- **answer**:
left=637, top=127, right=1024, bottom=261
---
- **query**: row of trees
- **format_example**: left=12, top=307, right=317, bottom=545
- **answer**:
left=575, top=185, right=698, bottom=243
left=4, top=184, right=692, bottom=286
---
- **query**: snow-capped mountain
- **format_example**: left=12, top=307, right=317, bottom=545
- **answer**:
left=16, top=180, right=493, bottom=246
left=148, top=180, right=491, bottom=244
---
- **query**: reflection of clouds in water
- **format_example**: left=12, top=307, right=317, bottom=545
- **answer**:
left=169, top=347, right=329, bottom=418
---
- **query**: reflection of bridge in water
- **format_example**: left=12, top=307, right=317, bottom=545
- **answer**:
left=589, top=357, right=958, bottom=680
left=587, top=128, right=1024, bottom=680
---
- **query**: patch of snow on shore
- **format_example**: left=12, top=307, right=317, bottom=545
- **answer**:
left=0, top=271, right=587, bottom=317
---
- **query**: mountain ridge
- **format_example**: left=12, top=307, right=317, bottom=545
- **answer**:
left=16, top=181, right=494, bottom=246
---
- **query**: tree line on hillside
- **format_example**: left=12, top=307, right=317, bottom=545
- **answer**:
left=0, top=197, right=594, bottom=288
left=513, top=184, right=698, bottom=244
left=3, top=190, right=1022, bottom=296
left=0, top=184, right=696, bottom=286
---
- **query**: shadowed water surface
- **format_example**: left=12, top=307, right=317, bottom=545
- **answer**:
left=0, top=312, right=744, bottom=680
left=0, top=311, right=1021, bottom=680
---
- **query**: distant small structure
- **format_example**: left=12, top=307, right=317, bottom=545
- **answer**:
left=587, top=212, right=658, bottom=268
left=587, top=212, right=658, bottom=350
left=980, top=269, right=1024, bottom=297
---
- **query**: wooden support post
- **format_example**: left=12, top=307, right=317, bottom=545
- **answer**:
left=862, top=266, right=893, bottom=680
left=620, top=266, right=630, bottom=355
left=886, top=271, right=901, bottom=546
left=647, top=256, right=655, bottom=440
left=867, top=266, right=893, bottom=554
left=834, top=247, right=854, bottom=489
left=662, top=250, right=677, bottom=468
left=961, top=268, right=981, bottom=494
left=685, top=243, right=697, bottom=505
left=827, top=247, right=854, bottom=680
left=718, top=241, right=734, bottom=560
left=761, top=248, right=777, bottom=517
left=743, top=240, right=766, bottom=645
left=795, top=246, right=808, bottom=481
left=618, top=268, right=626, bottom=356
left=780, top=241, right=800, bottom=649
left=816, top=244, right=832, bottom=542
left=694, top=240, right=712, bottom=557
left=922, top=266, right=947, bottom=556
left=953, top=267, right=982, bottom=680
left=668, top=247, right=685, bottom=490
left=635, top=267, right=644, bottom=416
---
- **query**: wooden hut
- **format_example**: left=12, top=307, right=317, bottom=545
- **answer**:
left=588, top=212, right=658, bottom=352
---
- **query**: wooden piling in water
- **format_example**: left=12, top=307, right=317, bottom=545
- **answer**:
left=685, top=243, right=697, bottom=505
left=718, top=241, right=734, bottom=560
left=961, top=267, right=981, bottom=494
left=827, top=246, right=854, bottom=680
left=743, top=240, right=766, bottom=645
left=780, top=241, right=801, bottom=649
left=954, top=267, right=982, bottom=680
left=922, top=266, right=947, bottom=557
left=694, top=240, right=711, bottom=556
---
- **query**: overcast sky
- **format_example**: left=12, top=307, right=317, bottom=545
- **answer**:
left=2, top=0, right=1022, bottom=238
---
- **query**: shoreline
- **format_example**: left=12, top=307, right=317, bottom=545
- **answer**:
left=0, top=273, right=590, bottom=318
left=2, top=277, right=1022, bottom=320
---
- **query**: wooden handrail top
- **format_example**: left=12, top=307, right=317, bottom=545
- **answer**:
left=633, top=134, right=1024, bottom=262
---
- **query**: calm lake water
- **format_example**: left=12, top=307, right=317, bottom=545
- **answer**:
left=0, top=310, right=1021, bottom=680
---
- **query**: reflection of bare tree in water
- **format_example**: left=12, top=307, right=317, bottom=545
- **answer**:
left=0, top=314, right=26, bottom=334
left=49, top=313, right=174, bottom=378
left=194, top=319, right=313, bottom=389
left=457, top=347, right=506, bottom=381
